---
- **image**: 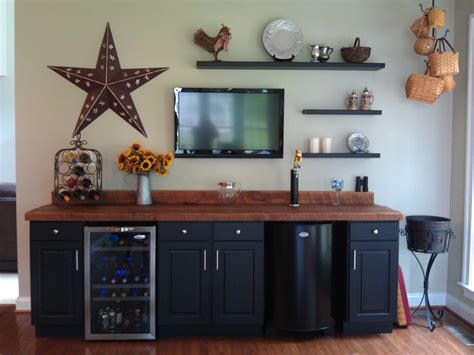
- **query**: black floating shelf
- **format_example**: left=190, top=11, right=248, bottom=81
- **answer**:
left=302, top=109, right=382, bottom=115
left=196, top=61, right=385, bottom=71
left=303, top=153, right=381, bottom=158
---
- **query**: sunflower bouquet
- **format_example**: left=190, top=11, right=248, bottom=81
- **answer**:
left=117, top=142, right=174, bottom=176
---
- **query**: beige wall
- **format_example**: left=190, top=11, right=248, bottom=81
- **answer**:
left=16, top=0, right=455, bottom=303
left=448, top=0, right=474, bottom=311
left=0, top=0, right=15, bottom=183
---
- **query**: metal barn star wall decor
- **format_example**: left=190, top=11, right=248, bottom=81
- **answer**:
left=48, top=23, right=168, bottom=137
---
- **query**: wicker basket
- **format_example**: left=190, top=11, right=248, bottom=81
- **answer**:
left=428, top=51, right=459, bottom=77
left=441, top=75, right=456, bottom=93
left=406, top=73, right=444, bottom=104
left=426, top=7, right=446, bottom=29
left=341, top=37, right=371, bottom=63
left=410, top=16, right=430, bottom=38
left=414, top=37, right=436, bottom=56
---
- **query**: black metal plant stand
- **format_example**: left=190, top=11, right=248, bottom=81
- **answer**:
left=409, top=250, right=444, bottom=331
left=402, top=216, right=455, bottom=332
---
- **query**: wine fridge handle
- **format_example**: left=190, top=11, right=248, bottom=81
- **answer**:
left=216, top=250, right=219, bottom=271
left=203, top=249, right=207, bottom=271
left=75, top=250, right=79, bottom=271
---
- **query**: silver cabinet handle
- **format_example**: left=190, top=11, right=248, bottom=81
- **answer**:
left=75, top=250, right=79, bottom=271
left=181, top=229, right=188, bottom=235
left=372, top=229, right=379, bottom=235
left=53, top=229, right=59, bottom=235
left=353, top=250, right=357, bottom=271
left=203, top=249, right=207, bottom=271
left=236, top=229, right=241, bottom=235
left=216, top=250, right=219, bottom=271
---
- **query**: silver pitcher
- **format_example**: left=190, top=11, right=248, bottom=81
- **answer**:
left=308, top=44, right=333, bottom=62
left=307, top=44, right=320, bottom=62
left=318, top=45, right=333, bottom=62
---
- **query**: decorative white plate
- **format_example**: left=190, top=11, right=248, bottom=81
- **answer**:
left=262, top=19, right=304, bottom=60
left=348, top=133, right=369, bottom=153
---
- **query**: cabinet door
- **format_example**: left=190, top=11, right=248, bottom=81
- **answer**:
left=213, top=242, right=264, bottom=325
left=158, top=241, right=210, bottom=325
left=31, top=241, right=83, bottom=326
left=349, top=241, right=398, bottom=323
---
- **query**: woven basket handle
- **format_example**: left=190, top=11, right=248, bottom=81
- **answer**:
left=442, top=38, right=455, bottom=52
left=435, top=37, right=455, bottom=53
left=353, top=37, right=361, bottom=48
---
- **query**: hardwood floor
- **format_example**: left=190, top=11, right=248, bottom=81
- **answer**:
left=0, top=305, right=472, bottom=355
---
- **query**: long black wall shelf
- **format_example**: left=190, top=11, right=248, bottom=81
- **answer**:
left=302, top=109, right=382, bottom=115
left=196, top=61, right=386, bottom=71
left=303, top=153, right=381, bottom=158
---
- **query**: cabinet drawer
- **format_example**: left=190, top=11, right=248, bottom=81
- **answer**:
left=158, top=222, right=212, bottom=241
left=349, top=222, right=399, bottom=241
left=31, top=222, right=84, bottom=241
left=213, top=222, right=264, bottom=241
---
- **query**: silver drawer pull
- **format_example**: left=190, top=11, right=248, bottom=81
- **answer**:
left=299, top=232, right=309, bottom=238
left=181, top=229, right=188, bottom=235
left=372, top=229, right=379, bottom=235
left=53, top=229, right=59, bottom=235
left=236, top=229, right=241, bottom=235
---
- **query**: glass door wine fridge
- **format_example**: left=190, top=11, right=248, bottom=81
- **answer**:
left=85, top=226, right=156, bottom=340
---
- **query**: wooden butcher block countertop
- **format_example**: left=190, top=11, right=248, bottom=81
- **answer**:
left=25, top=191, right=403, bottom=222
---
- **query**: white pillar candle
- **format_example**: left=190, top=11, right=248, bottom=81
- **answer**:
left=321, top=138, right=332, bottom=153
left=309, top=137, right=320, bottom=153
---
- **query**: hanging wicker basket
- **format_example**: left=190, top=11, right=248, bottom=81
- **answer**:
left=406, top=73, right=444, bottom=104
left=341, top=37, right=371, bottom=63
left=428, top=38, right=459, bottom=77
left=426, top=7, right=446, bottom=29
left=441, top=75, right=456, bottom=93
left=410, top=16, right=430, bottom=38
left=414, top=37, right=436, bottom=56
left=428, top=52, right=459, bottom=77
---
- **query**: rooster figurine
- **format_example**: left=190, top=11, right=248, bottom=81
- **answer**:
left=194, top=24, right=231, bottom=61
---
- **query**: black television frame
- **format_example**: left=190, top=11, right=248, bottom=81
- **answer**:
left=173, top=87, right=284, bottom=158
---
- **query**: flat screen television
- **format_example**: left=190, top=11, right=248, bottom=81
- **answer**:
left=174, top=88, right=284, bottom=158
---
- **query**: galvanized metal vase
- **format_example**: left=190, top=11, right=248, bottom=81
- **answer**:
left=136, top=173, right=152, bottom=205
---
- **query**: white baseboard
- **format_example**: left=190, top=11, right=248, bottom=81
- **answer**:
left=446, top=293, right=474, bottom=325
left=407, top=292, right=446, bottom=308
left=15, top=296, right=31, bottom=311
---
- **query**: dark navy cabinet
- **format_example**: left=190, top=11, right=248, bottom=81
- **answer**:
left=157, top=222, right=265, bottom=336
left=213, top=241, right=264, bottom=325
left=30, top=222, right=84, bottom=337
left=28, top=219, right=399, bottom=338
left=344, top=222, right=399, bottom=334
left=158, top=241, right=211, bottom=325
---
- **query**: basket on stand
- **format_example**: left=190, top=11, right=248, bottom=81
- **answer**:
left=404, top=215, right=454, bottom=253
left=401, top=215, right=455, bottom=331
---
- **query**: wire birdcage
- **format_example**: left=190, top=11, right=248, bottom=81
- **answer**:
left=54, top=134, right=102, bottom=202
